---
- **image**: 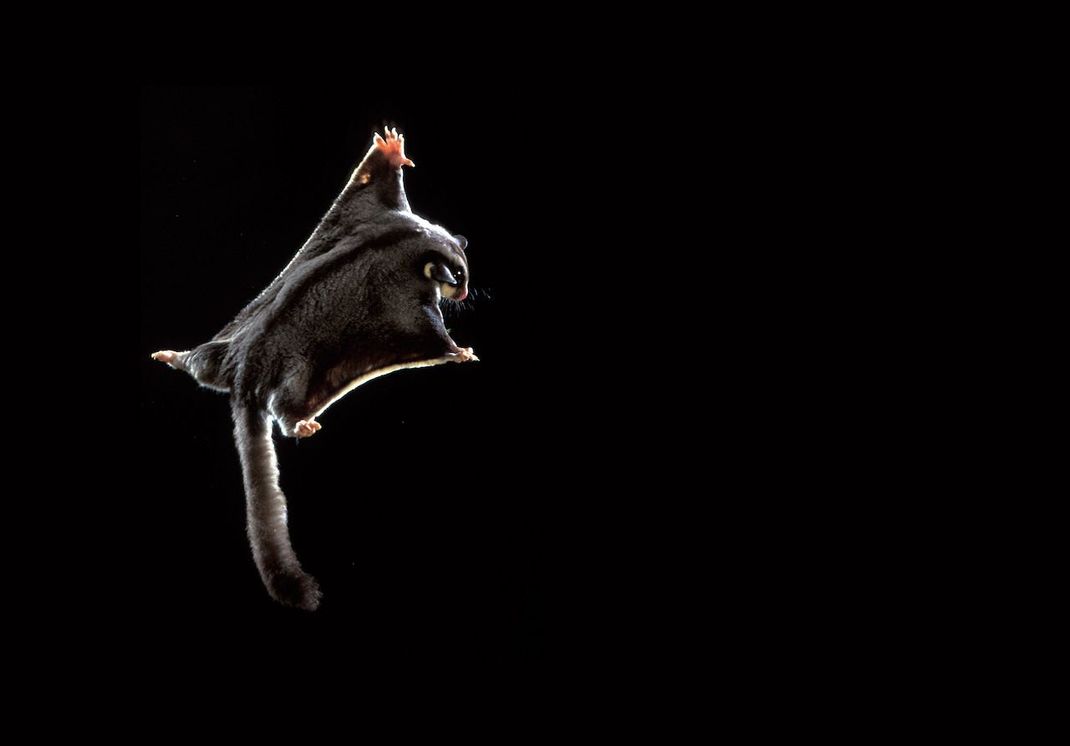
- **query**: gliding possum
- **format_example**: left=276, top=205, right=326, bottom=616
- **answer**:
left=151, top=127, right=476, bottom=610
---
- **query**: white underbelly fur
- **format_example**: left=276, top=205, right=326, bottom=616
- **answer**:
left=310, top=355, right=455, bottom=419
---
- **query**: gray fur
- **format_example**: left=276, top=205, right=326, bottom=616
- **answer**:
left=233, top=402, right=322, bottom=609
left=152, top=129, right=474, bottom=610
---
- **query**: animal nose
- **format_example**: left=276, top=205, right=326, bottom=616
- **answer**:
left=455, top=287, right=468, bottom=302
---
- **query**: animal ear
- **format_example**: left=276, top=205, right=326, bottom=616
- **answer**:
left=425, top=261, right=459, bottom=286
left=454, top=235, right=468, bottom=251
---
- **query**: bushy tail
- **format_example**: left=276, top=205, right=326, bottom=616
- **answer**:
left=231, top=400, right=322, bottom=611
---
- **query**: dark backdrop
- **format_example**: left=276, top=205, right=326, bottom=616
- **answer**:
left=110, top=71, right=850, bottom=679
left=139, top=86, right=644, bottom=667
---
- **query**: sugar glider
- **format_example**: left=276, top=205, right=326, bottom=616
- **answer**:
left=151, top=127, right=476, bottom=610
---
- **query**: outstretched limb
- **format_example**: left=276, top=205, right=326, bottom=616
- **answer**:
left=151, top=349, right=187, bottom=370
left=152, top=341, right=230, bottom=392
left=341, top=126, right=416, bottom=216
left=350, top=126, right=415, bottom=187
left=448, top=347, right=479, bottom=363
left=372, top=127, right=415, bottom=170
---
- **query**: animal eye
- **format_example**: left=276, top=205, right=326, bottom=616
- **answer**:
left=425, top=262, right=458, bottom=285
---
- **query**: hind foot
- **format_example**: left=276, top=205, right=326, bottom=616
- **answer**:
left=151, top=350, right=186, bottom=369
left=294, top=419, right=321, bottom=438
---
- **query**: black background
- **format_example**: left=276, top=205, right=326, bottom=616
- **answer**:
left=0, top=37, right=959, bottom=700
left=139, top=86, right=652, bottom=667
left=134, top=83, right=823, bottom=673
left=7, top=43, right=925, bottom=684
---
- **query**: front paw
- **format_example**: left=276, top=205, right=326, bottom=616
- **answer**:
left=373, top=126, right=415, bottom=169
left=449, top=347, right=479, bottom=363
